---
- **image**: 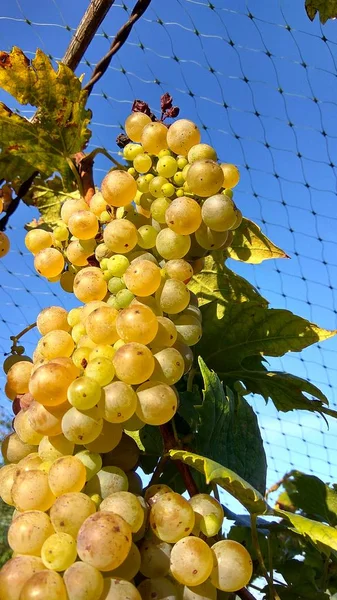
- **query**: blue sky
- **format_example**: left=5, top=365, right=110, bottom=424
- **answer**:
left=0, top=0, right=337, bottom=489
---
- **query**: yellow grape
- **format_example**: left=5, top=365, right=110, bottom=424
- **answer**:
left=195, top=223, right=228, bottom=250
left=165, top=196, right=202, bottom=235
left=229, top=208, right=243, bottom=230
left=3, top=354, right=31, bottom=375
left=67, top=375, right=102, bottom=410
left=167, top=119, right=201, bottom=155
left=102, top=381, right=137, bottom=423
left=48, top=455, right=86, bottom=496
left=155, top=279, right=190, bottom=314
left=71, top=321, right=87, bottom=343
left=14, top=410, right=43, bottom=445
left=150, top=492, right=195, bottom=542
left=189, top=493, right=224, bottom=537
left=25, top=229, right=52, bottom=255
left=89, top=344, right=115, bottom=362
left=137, top=224, right=158, bottom=249
left=124, top=260, right=162, bottom=296
left=0, top=464, right=18, bottom=505
left=182, top=581, right=217, bottom=600
left=11, top=469, right=55, bottom=512
left=125, top=112, right=152, bottom=142
left=61, top=406, right=103, bottom=444
left=0, top=556, right=45, bottom=600
left=123, top=142, right=143, bottom=160
left=66, top=240, right=92, bottom=266
left=174, top=314, right=202, bottom=346
left=137, top=577, right=179, bottom=600
left=100, top=491, right=144, bottom=532
left=64, top=561, right=104, bottom=600
left=68, top=210, right=98, bottom=240
left=34, top=248, right=65, bottom=278
left=84, top=466, right=128, bottom=498
left=18, top=452, right=43, bottom=471
left=77, top=511, right=132, bottom=571
left=60, top=270, right=75, bottom=293
left=107, top=542, right=141, bottom=580
left=187, top=143, right=217, bottom=163
left=113, top=342, right=155, bottom=385
left=20, top=570, right=68, bottom=600
left=8, top=510, right=54, bottom=556
left=131, top=295, right=163, bottom=317
left=186, top=159, right=224, bottom=197
left=201, top=193, right=237, bottom=231
left=85, top=357, right=115, bottom=386
left=41, top=532, right=77, bottom=571
left=73, top=267, right=108, bottom=302
left=39, top=330, right=74, bottom=359
left=38, top=433, right=74, bottom=462
left=60, top=198, right=89, bottom=224
left=86, top=305, right=119, bottom=345
left=156, top=228, right=191, bottom=260
left=7, top=360, right=33, bottom=394
left=136, top=380, right=177, bottom=425
left=164, top=259, right=193, bottom=283
left=75, top=449, right=102, bottom=480
left=116, top=304, right=158, bottom=344
left=150, top=196, right=171, bottom=223
left=220, top=163, right=240, bottom=188
left=101, top=578, right=141, bottom=600
left=72, top=346, right=92, bottom=369
left=139, top=537, right=172, bottom=578
left=103, top=219, right=138, bottom=254
left=157, top=155, right=178, bottom=178
left=1, top=433, right=36, bottom=464
left=101, top=170, right=137, bottom=207
left=151, top=316, right=177, bottom=347
left=50, top=491, right=96, bottom=538
left=90, top=190, right=108, bottom=216
left=29, top=362, right=73, bottom=406
left=84, top=420, right=123, bottom=454
left=37, top=306, right=70, bottom=335
left=170, top=536, right=214, bottom=586
left=141, top=122, right=168, bottom=155
left=210, top=540, right=253, bottom=592
left=133, top=153, right=152, bottom=173
left=151, top=348, right=184, bottom=385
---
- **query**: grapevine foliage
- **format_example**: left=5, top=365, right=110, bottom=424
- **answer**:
left=1, top=48, right=337, bottom=600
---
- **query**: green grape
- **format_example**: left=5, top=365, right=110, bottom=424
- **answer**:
left=150, top=492, right=195, bottom=542
left=25, top=229, right=53, bottom=255
left=73, top=267, right=108, bottom=303
left=124, top=260, right=161, bottom=296
left=34, top=248, right=65, bottom=278
left=156, top=228, right=191, bottom=260
left=165, top=197, right=202, bottom=235
left=61, top=406, right=103, bottom=444
left=41, top=532, right=77, bottom=571
left=164, top=259, right=193, bottom=282
left=61, top=198, right=89, bottom=224
left=136, top=381, right=178, bottom=425
left=139, top=537, right=172, bottom=578
left=116, top=304, right=158, bottom=344
left=173, top=314, right=202, bottom=346
left=101, top=578, right=141, bottom=600
left=195, top=223, right=228, bottom=250
left=77, top=511, right=132, bottom=571
left=187, top=143, right=217, bottom=163
left=167, top=118, right=201, bottom=155
left=39, top=330, right=74, bottom=360
left=125, top=112, right=152, bottom=142
left=84, top=420, right=123, bottom=454
left=173, top=171, right=185, bottom=187
left=72, top=346, right=91, bottom=370
left=182, top=581, right=217, bottom=600
left=100, top=210, right=112, bottom=223
left=151, top=348, right=184, bottom=385
left=37, top=306, right=70, bottom=335
left=103, top=219, right=138, bottom=254
left=89, top=345, right=115, bottom=362
left=0, top=555, right=45, bottom=600
left=100, top=491, right=144, bottom=532
left=137, top=576, right=180, bottom=600
left=201, top=194, right=237, bottom=231
left=170, top=536, right=213, bottom=586
left=71, top=321, right=87, bottom=343
left=229, top=208, right=243, bottom=230
left=50, top=491, right=96, bottom=538
left=102, top=381, right=137, bottom=423
left=137, top=224, right=158, bottom=249
left=38, top=433, right=74, bottom=462
left=8, top=510, right=53, bottom=556
left=157, top=155, right=178, bottom=178
left=150, top=197, right=171, bottom=223
left=113, top=342, right=155, bottom=385
left=102, top=434, right=139, bottom=471
left=189, top=494, right=224, bottom=537
left=85, top=357, right=115, bottom=386
left=161, top=182, right=176, bottom=197
left=220, top=163, right=240, bottom=188
left=86, top=305, right=119, bottom=345
left=48, top=455, right=86, bottom=496
left=158, top=149, right=172, bottom=158
left=12, top=469, right=55, bottom=512
left=141, top=122, right=169, bottom=155
left=133, top=153, right=152, bottom=173
left=107, top=542, right=141, bottom=580
left=210, top=540, right=253, bottom=592
left=149, top=176, right=168, bottom=198
left=64, top=561, right=104, bottom=600
left=14, top=410, right=43, bottom=445
left=68, top=210, right=98, bottom=240
left=75, top=449, right=102, bottom=480
left=123, top=142, right=143, bottom=161
left=115, top=289, right=135, bottom=308
left=108, top=276, right=126, bottom=294
left=101, top=170, right=138, bottom=207
left=137, top=173, right=154, bottom=193
left=152, top=316, right=177, bottom=347
left=156, top=279, right=190, bottom=314
left=186, top=160, right=224, bottom=197
left=20, top=569, right=68, bottom=600
left=84, top=466, right=128, bottom=499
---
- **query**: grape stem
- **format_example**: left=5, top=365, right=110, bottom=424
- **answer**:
left=83, top=147, right=126, bottom=171
left=237, top=588, right=257, bottom=600
left=251, top=514, right=280, bottom=600
left=160, top=422, right=199, bottom=497
left=10, top=322, right=37, bottom=345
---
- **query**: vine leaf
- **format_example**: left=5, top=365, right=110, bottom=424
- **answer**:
left=305, top=0, right=337, bottom=23
left=224, top=218, right=288, bottom=263
left=276, top=508, right=337, bottom=553
left=0, top=47, right=91, bottom=185
left=280, top=471, right=337, bottom=527
left=189, top=253, right=267, bottom=307
left=23, top=176, right=81, bottom=229
left=169, top=449, right=268, bottom=514
left=195, top=358, right=267, bottom=494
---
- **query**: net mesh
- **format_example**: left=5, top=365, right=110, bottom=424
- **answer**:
left=0, top=0, right=337, bottom=488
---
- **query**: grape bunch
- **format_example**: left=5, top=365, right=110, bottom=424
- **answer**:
left=0, top=108, right=253, bottom=599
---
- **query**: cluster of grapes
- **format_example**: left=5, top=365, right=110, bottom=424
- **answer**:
left=0, top=111, right=253, bottom=599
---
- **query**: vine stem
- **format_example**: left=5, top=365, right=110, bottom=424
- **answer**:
left=10, top=322, right=37, bottom=344
left=159, top=423, right=199, bottom=497
left=237, top=588, right=258, bottom=600
left=73, top=152, right=95, bottom=203
left=251, top=514, right=280, bottom=600
left=83, top=147, right=125, bottom=170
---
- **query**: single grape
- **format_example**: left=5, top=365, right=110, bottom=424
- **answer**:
left=1, top=432, right=36, bottom=464
left=14, top=410, right=43, bottom=445
left=173, top=314, right=202, bottom=346
left=137, top=224, right=158, bottom=249
left=77, top=511, right=132, bottom=571
left=164, top=259, right=193, bottom=283
left=64, top=561, right=104, bottom=600
left=48, top=455, right=86, bottom=496
left=37, top=306, right=70, bottom=335
left=68, top=210, right=98, bottom=240
left=165, top=197, right=202, bottom=235
left=156, top=279, right=190, bottom=314
left=144, top=483, right=172, bottom=506
left=170, top=536, right=214, bottom=586
left=8, top=510, right=54, bottom=556
left=201, top=193, right=237, bottom=231
left=108, top=276, right=126, bottom=294
left=152, top=316, right=177, bottom=347
left=229, top=208, right=243, bottom=230
left=187, top=143, right=217, bottom=163
left=41, top=532, right=77, bottom=571
left=133, top=153, right=152, bottom=173
left=189, top=493, right=224, bottom=537
left=85, top=357, right=115, bottom=386
left=186, top=160, right=224, bottom=197
left=136, top=381, right=178, bottom=425
left=220, top=163, right=240, bottom=188
left=125, top=112, right=152, bottom=142
left=20, top=570, right=68, bottom=600
left=25, top=229, right=52, bottom=255
left=103, top=219, right=138, bottom=254
left=210, top=540, right=253, bottom=592
left=72, top=346, right=92, bottom=369
left=7, top=360, right=33, bottom=394
left=75, top=449, right=102, bottom=480
left=137, top=576, right=180, bottom=600
left=151, top=348, right=184, bottom=385
left=61, top=198, right=89, bottom=224
left=149, top=176, right=168, bottom=198
left=84, top=465, right=128, bottom=499
left=50, top=491, right=96, bottom=538
left=60, top=270, right=75, bottom=293
left=84, top=420, right=123, bottom=454
left=195, top=223, right=228, bottom=250
left=18, top=452, right=43, bottom=471
left=12, top=469, right=55, bottom=512
left=61, top=406, right=103, bottom=444
left=101, top=170, right=137, bottom=207
left=139, top=537, right=172, bottom=578
left=113, top=342, right=155, bottom=385
left=89, top=344, right=115, bottom=362
left=26, top=401, right=66, bottom=437
left=123, top=142, right=143, bottom=161
left=115, top=289, right=135, bottom=309
left=73, top=267, right=108, bottom=303
left=95, top=242, right=113, bottom=262
left=150, top=197, right=171, bottom=223
left=182, top=581, right=217, bottom=600
left=39, top=330, right=74, bottom=360
left=141, top=122, right=169, bottom=155
left=116, top=304, right=158, bottom=344
left=3, top=353, right=32, bottom=375
left=34, top=248, right=65, bottom=278
left=66, top=240, right=91, bottom=266
left=123, top=260, right=161, bottom=296
left=156, top=228, right=191, bottom=260
left=0, top=556, right=45, bottom=600
left=167, top=119, right=201, bottom=155
left=100, top=491, right=144, bottom=532
left=0, top=464, right=18, bottom=505
left=150, top=492, right=195, bottom=542
left=102, top=381, right=137, bottom=423
left=107, top=542, right=141, bottom=580
left=38, top=433, right=74, bottom=462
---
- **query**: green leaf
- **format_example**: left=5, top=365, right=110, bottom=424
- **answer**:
left=126, top=426, right=163, bottom=457
left=224, top=217, right=288, bottom=263
left=189, top=253, right=267, bottom=307
left=276, top=508, right=337, bottom=553
left=195, top=358, right=267, bottom=494
left=168, top=449, right=268, bottom=514
left=0, top=47, right=91, bottom=185
left=305, top=0, right=337, bottom=23
left=24, top=176, right=80, bottom=227
left=282, top=471, right=337, bottom=526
